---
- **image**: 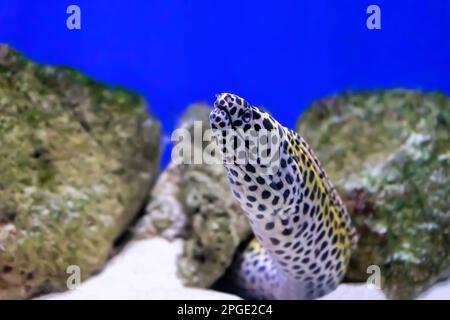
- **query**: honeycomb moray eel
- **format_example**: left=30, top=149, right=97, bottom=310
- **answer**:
left=209, top=93, right=357, bottom=299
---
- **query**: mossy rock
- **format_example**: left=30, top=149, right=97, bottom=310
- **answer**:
left=0, top=45, right=161, bottom=298
left=297, top=90, right=450, bottom=299
left=137, top=104, right=252, bottom=288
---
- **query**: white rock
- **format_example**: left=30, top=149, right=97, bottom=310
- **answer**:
left=38, top=238, right=241, bottom=300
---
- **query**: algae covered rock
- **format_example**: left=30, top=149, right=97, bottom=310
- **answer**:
left=136, top=104, right=251, bottom=288
left=0, top=45, right=160, bottom=298
left=296, top=90, right=450, bottom=299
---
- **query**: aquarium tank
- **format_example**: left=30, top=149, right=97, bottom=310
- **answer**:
left=0, top=0, right=449, bottom=304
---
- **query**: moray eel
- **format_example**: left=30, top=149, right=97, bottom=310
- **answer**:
left=209, top=93, right=357, bottom=300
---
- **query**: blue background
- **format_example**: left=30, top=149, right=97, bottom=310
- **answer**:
left=1, top=0, right=449, bottom=164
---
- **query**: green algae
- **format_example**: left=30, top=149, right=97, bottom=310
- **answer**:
left=0, top=45, right=161, bottom=299
left=297, top=90, right=450, bottom=299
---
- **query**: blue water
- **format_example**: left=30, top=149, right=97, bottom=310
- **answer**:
left=1, top=0, right=449, bottom=165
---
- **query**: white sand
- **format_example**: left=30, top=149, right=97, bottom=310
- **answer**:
left=39, top=237, right=449, bottom=300
left=39, top=238, right=240, bottom=300
left=321, top=278, right=450, bottom=300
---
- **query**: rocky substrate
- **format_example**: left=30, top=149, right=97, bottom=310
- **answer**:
left=134, top=105, right=252, bottom=288
left=297, top=90, right=450, bottom=299
left=0, top=45, right=160, bottom=299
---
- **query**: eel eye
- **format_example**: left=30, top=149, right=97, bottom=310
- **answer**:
left=242, top=109, right=253, bottom=123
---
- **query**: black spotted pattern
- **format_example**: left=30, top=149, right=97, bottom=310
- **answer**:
left=210, top=93, right=355, bottom=300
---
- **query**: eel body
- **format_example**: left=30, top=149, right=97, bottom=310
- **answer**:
left=209, top=93, right=356, bottom=299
